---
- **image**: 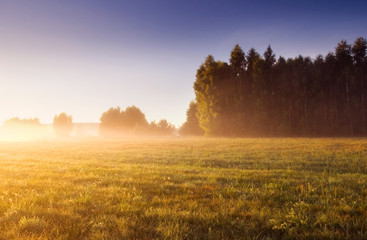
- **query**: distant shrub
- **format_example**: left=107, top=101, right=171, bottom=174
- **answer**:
left=149, top=119, right=175, bottom=136
left=100, top=105, right=148, bottom=136
left=99, top=106, right=175, bottom=136
left=3, top=117, right=41, bottom=127
left=53, top=113, right=73, bottom=137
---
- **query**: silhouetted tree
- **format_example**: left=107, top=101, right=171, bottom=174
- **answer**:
left=352, top=37, right=367, bottom=133
left=100, top=106, right=148, bottom=135
left=229, top=44, right=247, bottom=133
left=53, top=113, right=73, bottom=137
left=192, top=37, right=367, bottom=136
left=100, top=107, right=124, bottom=135
left=262, top=45, right=277, bottom=134
left=123, top=105, right=148, bottom=130
left=335, top=40, right=354, bottom=134
left=99, top=106, right=176, bottom=136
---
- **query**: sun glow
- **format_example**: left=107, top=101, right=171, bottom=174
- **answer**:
left=0, top=118, right=53, bottom=141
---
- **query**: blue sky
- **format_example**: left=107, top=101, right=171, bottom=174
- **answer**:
left=0, top=0, right=366, bottom=126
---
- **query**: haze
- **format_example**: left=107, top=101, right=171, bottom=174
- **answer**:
left=1, top=0, right=366, bottom=126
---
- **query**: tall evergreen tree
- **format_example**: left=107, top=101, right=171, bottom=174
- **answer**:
left=335, top=40, right=354, bottom=134
left=352, top=37, right=367, bottom=133
left=229, top=44, right=246, bottom=133
left=263, top=45, right=276, bottom=134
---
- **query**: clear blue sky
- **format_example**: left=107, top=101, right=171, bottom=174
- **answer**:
left=0, top=0, right=366, bottom=126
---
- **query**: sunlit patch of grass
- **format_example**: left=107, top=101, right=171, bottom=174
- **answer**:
left=0, top=138, right=366, bottom=239
left=18, top=216, right=45, bottom=235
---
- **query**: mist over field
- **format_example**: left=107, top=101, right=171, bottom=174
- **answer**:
left=1, top=0, right=367, bottom=239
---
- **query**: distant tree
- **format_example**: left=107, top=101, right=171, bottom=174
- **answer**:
left=3, top=117, right=41, bottom=127
left=147, top=119, right=175, bottom=136
left=180, top=101, right=203, bottom=136
left=157, top=119, right=175, bottom=135
left=99, top=106, right=149, bottom=136
left=123, top=105, right=148, bottom=129
left=53, top=113, right=73, bottom=137
left=100, top=106, right=124, bottom=133
left=1, top=117, right=46, bottom=140
left=148, top=121, right=158, bottom=134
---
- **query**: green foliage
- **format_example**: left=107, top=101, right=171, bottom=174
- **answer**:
left=229, top=44, right=246, bottom=77
left=193, top=38, right=367, bottom=136
left=194, top=55, right=233, bottom=136
left=179, top=101, right=204, bottom=136
left=0, top=138, right=366, bottom=239
left=53, top=112, right=73, bottom=137
left=352, top=37, right=367, bottom=64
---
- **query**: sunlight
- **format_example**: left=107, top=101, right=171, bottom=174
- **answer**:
left=0, top=123, right=52, bottom=142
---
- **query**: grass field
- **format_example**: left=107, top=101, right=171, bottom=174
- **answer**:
left=0, top=138, right=366, bottom=239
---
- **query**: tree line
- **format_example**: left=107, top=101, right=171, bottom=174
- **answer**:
left=3, top=37, right=366, bottom=138
left=99, top=106, right=175, bottom=136
left=1, top=106, right=175, bottom=138
left=181, top=37, right=367, bottom=136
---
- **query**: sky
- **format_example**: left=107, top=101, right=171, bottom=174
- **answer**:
left=0, top=0, right=366, bottom=127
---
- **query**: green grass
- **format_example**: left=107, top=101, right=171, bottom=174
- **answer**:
left=0, top=138, right=366, bottom=239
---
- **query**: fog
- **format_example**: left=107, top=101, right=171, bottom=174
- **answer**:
left=0, top=123, right=100, bottom=141
left=0, top=124, right=51, bottom=142
left=0, top=122, right=179, bottom=141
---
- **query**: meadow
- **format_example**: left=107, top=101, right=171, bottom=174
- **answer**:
left=0, top=138, right=366, bottom=239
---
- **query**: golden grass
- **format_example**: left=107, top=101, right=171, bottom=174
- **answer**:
left=0, top=138, right=366, bottom=239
